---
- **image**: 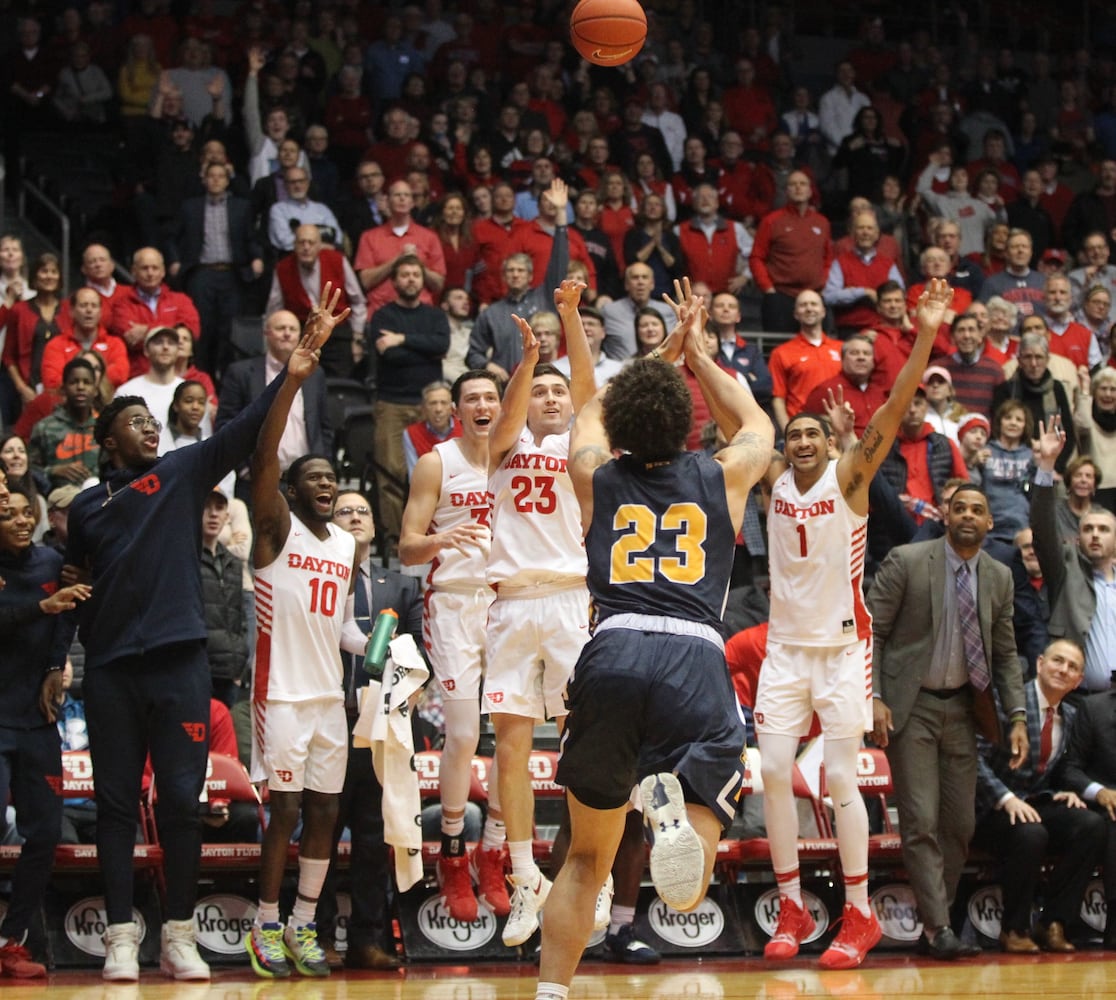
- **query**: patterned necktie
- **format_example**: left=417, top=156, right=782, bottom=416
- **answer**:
left=1037, top=706, right=1054, bottom=774
left=956, top=561, right=991, bottom=691
left=347, top=570, right=371, bottom=710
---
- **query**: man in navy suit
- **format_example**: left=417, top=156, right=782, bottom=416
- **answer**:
left=216, top=310, right=332, bottom=499
left=1062, top=682, right=1116, bottom=950
left=316, top=490, right=422, bottom=970
left=973, top=638, right=1106, bottom=952
left=167, top=161, right=264, bottom=378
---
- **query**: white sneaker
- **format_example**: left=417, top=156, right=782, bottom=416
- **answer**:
left=502, top=870, right=552, bottom=947
left=159, top=918, right=210, bottom=980
left=593, top=872, right=614, bottom=931
left=640, top=772, right=706, bottom=911
left=102, top=922, right=140, bottom=982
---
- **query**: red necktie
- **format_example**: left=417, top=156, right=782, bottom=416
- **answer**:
left=1037, top=706, right=1054, bottom=774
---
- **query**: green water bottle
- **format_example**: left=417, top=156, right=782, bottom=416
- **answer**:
left=364, top=609, right=399, bottom=679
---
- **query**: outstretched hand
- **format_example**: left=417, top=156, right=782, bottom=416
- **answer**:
left=547, top=177, right=569, bottom=215
left=821, top=386, right=855, bottom=441
left=678, top=296, right=709, bottom=367
left=1033, top=416, right=1067, bottom=468
left=914, top=277, right=954, bottom=333
left=511, top=313, right=539, bottom=364
left=662, top=276, right=697, bottom=322
left=553, top=278, right=586, bottom=314
left=300, top=281, right=351, bottom=361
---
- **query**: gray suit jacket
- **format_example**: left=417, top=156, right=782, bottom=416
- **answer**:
left=868, top=537, right=1023, bottom=745
left=215, top=357, right=333, bottom=458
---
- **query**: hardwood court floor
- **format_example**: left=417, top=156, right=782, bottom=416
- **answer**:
left=7, top=952, right=1114, bottom=1000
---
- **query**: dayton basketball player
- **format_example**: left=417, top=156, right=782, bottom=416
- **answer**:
left=755, top=278, right=956, bottom=969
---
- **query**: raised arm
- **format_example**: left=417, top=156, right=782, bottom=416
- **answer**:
left=552, top=278, right=595, bottom=412
left=568, top=387, right=612, bottom=536
left=836, top=277, right=953, bottom=515
left=487, top=313, right=540, bottom=470
left=251, top=283, right=349, bottom=566
left=679, top=300, right=774, bottom=531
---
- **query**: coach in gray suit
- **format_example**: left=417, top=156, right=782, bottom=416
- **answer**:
left=868, top=483, right=1026, bottom=959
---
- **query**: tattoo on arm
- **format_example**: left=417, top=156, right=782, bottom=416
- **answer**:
left=861, top=428, right=885, bottom=464
left=572, top=444, right=612, bottom=472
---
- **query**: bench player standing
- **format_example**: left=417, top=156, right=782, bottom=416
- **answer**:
left=755, top=278, right=955, bottom=968
left=246, top=295, right=362, bottom=979
left=399, top=369, right=508, bottom=921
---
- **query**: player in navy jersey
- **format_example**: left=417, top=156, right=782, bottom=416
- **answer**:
left=755, top=278, right=955, bottom=969
left=534, top=282, right=774, bottom=1000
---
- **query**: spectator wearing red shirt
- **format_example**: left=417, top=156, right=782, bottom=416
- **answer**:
left=715, top=132, right=768, bottom=225
left=507, top=188, right=596, bottom=291
left=672, top=136, right=720, bottom=222
left=803, top=334, right=889, bottom=436
left=1043, top=272, right=1098, bottom=369
left=41, top=288, right=130, bottom=391
left=363, top=107, right=416, bottom=184
left=966, top=129, right=1021, bottom=204
left=751, top=171, right=833, bottom=332
left=722, top=58, right=777, bottom=154
left=906, top=247, right=973, bottom=358
left=768, top=290, right=843, bottom=431
left=472, top=183, right=531, bottom=306
left=107, top=247, right=200, bottom=380
left=433, top=193, right=479, bottom=293
left=79, top=243, right=130, bottom=333
left=595, top=171, right=637, bottom=269
left=354, top=180, right=446, bottom=316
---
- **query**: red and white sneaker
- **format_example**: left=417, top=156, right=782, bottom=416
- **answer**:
left=471, top=846, right=511, bottom=917
left=763, top=896, right=817, bottom=960
left=819, top=904, right=882, bottom=969
left=0, top=940, right=45, bottom=978
left=437, top=854, right=479, bottom=923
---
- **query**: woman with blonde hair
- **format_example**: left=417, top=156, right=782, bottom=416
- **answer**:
left=118, top=34, right=161, bottom=119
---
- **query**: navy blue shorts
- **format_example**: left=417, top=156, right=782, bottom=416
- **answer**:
left=556, top=627, right=747, bottom=830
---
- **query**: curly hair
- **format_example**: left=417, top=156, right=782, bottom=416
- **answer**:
left=602, top=360, right=692, bottom=459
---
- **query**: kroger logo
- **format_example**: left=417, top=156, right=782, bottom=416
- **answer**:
left=193, top=895, right=256, bottom=955
left=967, top=885, right=1003, bottom=938
left=756, top=888, right=827, bottom=943
left=1080, top=879, right=1107, bottom=932
left=647, top=895, right=724, bottom=948
left=870, top=884, right=922, bottom=941
left=417, top=894, right=497, bottom=950
left=65, top=898, right=146, bottom=957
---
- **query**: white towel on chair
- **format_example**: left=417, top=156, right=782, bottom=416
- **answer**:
left=352, top=633, right=428, bottom=892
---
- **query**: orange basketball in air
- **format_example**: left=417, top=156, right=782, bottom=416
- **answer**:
left=570, top=0, right=647, bottom=67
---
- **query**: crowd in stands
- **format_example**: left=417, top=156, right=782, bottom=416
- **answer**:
left=2, top=0, right=1116, bottom=972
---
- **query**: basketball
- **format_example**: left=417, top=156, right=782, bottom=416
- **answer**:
left=569, top=0, right=647, bottom=67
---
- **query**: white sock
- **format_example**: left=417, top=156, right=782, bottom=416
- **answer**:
left=291, top=856, right=330, bottom=926
left=774, top=867, right=803, bottom=907
left=256, top=901, right=280, bottom=926
left=536, top=983, right=569, bottom=1000
left=508, top=840, right=538, bottom=881
left=609, top=904, right=636, bottom=936
left=482, top=817, right=506, bottom=851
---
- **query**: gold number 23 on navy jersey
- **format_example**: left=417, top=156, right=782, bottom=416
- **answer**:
left=609, top=502, right=708, bottom=585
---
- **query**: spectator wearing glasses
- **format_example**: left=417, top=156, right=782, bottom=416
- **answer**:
left=268, top=167, right=342, bottom=254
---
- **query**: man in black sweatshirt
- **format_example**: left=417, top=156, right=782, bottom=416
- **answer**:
left=63, top=286, right=350, bottom=983
left=0, top=478, right=90, bottom=978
